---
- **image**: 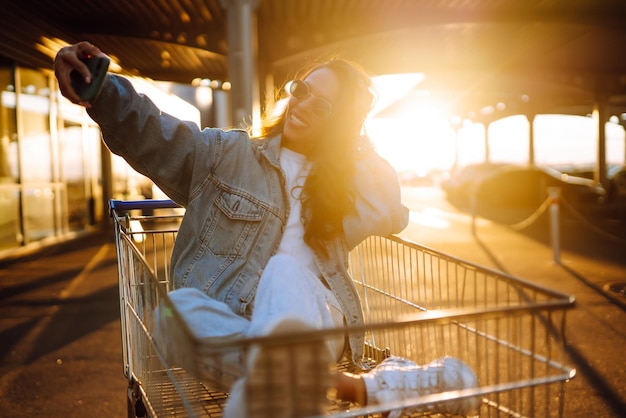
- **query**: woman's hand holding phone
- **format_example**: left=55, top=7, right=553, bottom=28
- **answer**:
left=70, top=55, right=110, bottom=102
left=54, top=42, right=109, bottom=107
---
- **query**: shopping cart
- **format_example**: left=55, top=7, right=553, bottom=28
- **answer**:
left=110, top=199, right=576, bottom=418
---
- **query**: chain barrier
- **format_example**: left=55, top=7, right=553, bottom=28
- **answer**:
left=507, top=195, right=552, bottom=231
left=470, top=187, right=626, bottom=262
left=559, top=196, right=626, bottom=245
left=509, top=192, right=626, bottom=244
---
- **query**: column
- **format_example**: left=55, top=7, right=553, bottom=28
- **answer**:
left=526, top=112, right=536, bottom=166
left=592, top=95, right=608, bottom=188
left=220, top=0, right=260, bottom=129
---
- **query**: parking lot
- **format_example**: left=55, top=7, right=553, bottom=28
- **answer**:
left=1, top=188, right=625, bottom=417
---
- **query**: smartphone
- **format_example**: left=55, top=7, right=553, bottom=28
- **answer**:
left=70, top=56, right=110, bottom=102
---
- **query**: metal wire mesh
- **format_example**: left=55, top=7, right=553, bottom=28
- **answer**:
left=111, top=200, right=575, bottom=418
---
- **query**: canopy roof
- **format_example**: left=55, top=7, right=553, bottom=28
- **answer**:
left=3, top=0, right=626, bottom=121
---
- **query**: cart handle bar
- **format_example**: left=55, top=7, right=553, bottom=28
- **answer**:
left=109, top=199, right=181, bottom=215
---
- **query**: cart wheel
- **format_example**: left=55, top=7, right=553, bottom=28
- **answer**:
left=134, top=398, right=147, bottom=417
left=127, top=395, right=147, bottom=417
left=127, top=397, right=147, bottom=418
left=127, top=381, right=147, bottom=417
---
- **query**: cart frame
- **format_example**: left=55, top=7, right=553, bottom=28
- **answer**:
left=110, top=199, right=576, bottom=418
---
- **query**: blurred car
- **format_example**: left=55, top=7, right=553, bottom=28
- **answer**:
left=478, top=165, right=605, bottom=208
left=443, top=163, right=606, bottom=209
left=606, top=165, right=626, bottom=203
left=441, top=162, right=509, bottom=206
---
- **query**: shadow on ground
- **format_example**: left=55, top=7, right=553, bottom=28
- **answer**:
left=450, top=197, right=626, bottom=267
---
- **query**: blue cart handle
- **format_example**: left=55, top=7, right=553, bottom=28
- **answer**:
left=109, top=199, right=182, bottom=214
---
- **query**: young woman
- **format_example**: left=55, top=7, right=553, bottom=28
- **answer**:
left=55, top=41, right=478, bottom=418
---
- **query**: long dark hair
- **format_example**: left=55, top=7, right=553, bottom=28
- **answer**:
left=259, top=58, right=374, bottom=251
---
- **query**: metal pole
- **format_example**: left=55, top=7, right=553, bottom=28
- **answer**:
left=220, top=0, right=260, bottom=129
left=592, top=97, right=608, bottom=189
left=527, top=112, right=536, bottom=166
left=549, top=187, right=561, bottom=263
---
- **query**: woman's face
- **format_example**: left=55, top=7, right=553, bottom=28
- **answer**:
left=282, top=67, right=340, bottom=155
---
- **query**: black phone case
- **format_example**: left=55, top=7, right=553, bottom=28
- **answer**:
left=70, top=56, right=110, bottom=102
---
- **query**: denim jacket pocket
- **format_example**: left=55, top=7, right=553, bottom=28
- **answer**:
left=200, top=190, right=265, bottom=257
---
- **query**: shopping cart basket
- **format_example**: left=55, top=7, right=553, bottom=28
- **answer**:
left=110, top=199, right=576, bottom=417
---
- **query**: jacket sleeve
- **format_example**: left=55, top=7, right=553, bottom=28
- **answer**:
left=86, top=74, right=222, bottom=206
left=343, top=140, right=409, bottom=250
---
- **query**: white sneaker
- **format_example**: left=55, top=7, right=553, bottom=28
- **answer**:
left=362, top=356, right=480, bottom=417
left=242, top=318, right=334, bottom=418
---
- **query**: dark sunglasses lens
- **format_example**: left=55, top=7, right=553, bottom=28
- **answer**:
left=289, top=80, right=332, bottom=117
left=289, top=80, right=308, bottom=99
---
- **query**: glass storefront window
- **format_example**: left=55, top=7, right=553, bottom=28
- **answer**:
left=85, top=126, right=103, bottom=224
left=18, top=68, right=52, bottom=184
left=59, top=122, right=102, bottom=230
left=0, top=66, right=20, bottom=249
left=0, top=58, right=198, bottom=257
left=17, top=67, right=56, bottom=243
left=0, top=185, right=20, bottom=250
left=60, top=122, right=86, bottom=229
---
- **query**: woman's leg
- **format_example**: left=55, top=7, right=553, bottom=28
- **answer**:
left=227, top=254, right=343, bottom=418
left=248, top=253, right=345, bottom=359
left=336, top=356, right=480, bottom=418
left=154, top=287, right=251, bottom=389
left=335, top=371, right=367, bottom=405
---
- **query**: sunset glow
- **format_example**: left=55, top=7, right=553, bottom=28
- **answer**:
left=365, top=75, right=626, bottom=175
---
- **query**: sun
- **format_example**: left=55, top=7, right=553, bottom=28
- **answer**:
left=365, top=74, right=457, bottom=174
left=366, top=73, right=626, bottom=175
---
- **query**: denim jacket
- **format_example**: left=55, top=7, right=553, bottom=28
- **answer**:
left=89, top=74, right=408, bottom=366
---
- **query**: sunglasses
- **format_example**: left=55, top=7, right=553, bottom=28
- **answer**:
left=289, top=79, right=333, bottom=118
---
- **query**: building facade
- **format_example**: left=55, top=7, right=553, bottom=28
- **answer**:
left=0, top=60, right=201, bottom=259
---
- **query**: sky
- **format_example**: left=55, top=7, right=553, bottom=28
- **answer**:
left=365, top=74, right=626, bottom=174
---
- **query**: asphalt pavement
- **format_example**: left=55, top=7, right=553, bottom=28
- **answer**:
left=0, top=230, right=128, bottom=417
left=399, top=186, right=626, bottom=418
left=0, top=187, right=624, bottom=418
